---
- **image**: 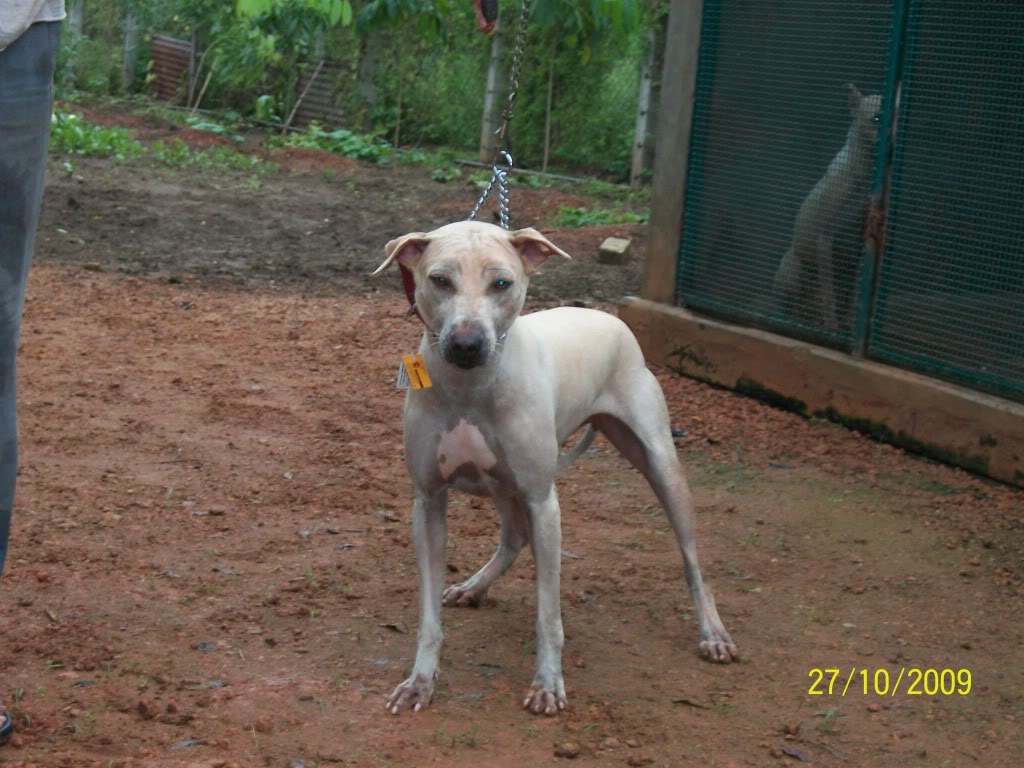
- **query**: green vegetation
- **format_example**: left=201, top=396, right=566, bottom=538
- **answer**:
left=183, top=115, right=244, bottom=143
left=152, top=139, right=267, bottom=172
left=554, top=205, right=648, bottom=228
left=53, top=0, right=658, bottom=181
left=273, top=124, right=391, bottom=163
left=50, top=111, right=268, bottom=174
left=49, top=111, right=145, bottom=159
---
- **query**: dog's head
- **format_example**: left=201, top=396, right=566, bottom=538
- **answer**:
left=374, top=221, right=570, bottom=370
left=847, top=83, right=883, bottom=145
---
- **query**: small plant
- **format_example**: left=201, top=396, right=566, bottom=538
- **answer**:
left=152, top=139, right=266, bottom=173
left=816, top=707, right=845, bottom=734
left=69, top=709, right=98, bottom=738
left=255, top=94, right=278, bottom=123
left=455, top=722, right=486, bottom=748
left=554, top=205, right=648, bottom=228
left=185, top=115, right=243, bottom=144
left=431, top=166, right=461, bottom=183
left=433, top=722, right=448, bottom=745
left=398, top=149, right=432, bottom=165
left=11, top=688, right=30, bottom=728
left=512, top=173, right=549, bottom=190
left=49, top=112, right=144, bottom=160
left=274, top=123, right=391, bottom=163
left=303, top=565, right=318, bottom=589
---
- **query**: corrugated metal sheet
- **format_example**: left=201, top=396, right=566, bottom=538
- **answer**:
left=293, top=60, right=348, bottom=128
left=151, top=35, right=192, bottom=104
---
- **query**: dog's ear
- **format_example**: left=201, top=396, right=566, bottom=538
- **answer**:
left=846, top=82, right=864, bottom=113
left=510, top=227, right=572, bottom=274
left=373, top=232, right=431, bottom=275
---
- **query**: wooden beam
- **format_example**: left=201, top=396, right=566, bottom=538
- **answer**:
left=643, top=0, right=704, bottom=304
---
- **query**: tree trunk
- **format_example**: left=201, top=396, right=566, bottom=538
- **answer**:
left=187, top=30, right=200, bottom=107
left=69, top=0, right=85, bottom=36
left=393, top=66, right=404, bottom=149
left=630, top=29, right=656, bottom=185
left=357, top=32, right=383, bottom=131
left=643, top=16, right=668, bottom=175
left=542, top=53, right=556, bottom=174
left=479, top=32, right=505, bottom=163
left=122, top=10, right=140, bottom=91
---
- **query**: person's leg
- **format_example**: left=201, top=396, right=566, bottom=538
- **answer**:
left=0, top=21, right=61, bottom=582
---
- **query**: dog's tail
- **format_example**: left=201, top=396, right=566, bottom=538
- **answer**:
left=557, top=425, right=596, bottom=471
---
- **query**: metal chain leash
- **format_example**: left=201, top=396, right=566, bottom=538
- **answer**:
left=468, top=0, right=530, bottom=230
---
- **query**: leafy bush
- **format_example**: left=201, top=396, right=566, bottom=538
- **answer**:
left=54, top=26, right=122, bottom=97
left=430, top=166, right=461, bottom=183
left=49, top=112, right=145, bottom=159
left=274, top=124, right=392, bottom=163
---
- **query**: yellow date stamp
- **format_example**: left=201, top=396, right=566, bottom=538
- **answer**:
left=808, top=667, right=972, bottom=697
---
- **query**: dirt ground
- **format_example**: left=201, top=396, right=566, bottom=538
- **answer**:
left=0, top=108, right=1021, bottom=768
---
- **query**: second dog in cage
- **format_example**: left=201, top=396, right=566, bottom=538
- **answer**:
left=773, top=83, right=882, bottom=330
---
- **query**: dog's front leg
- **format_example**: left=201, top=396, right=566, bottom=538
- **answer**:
left=386, top=488, right=448, bottom=714
left=522, top=484, right=567, bottom=716
left=815, top=233, right=839, bottom=329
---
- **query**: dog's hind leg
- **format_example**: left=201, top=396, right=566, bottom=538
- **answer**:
left=523, top=484, right=567, bottom=715
left=592, top=373, right=738, bottom=664
left=443, top=496, right=528, bottom=607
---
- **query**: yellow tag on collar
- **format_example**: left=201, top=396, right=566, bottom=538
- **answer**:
left=398, top=353, right=432, bottom=390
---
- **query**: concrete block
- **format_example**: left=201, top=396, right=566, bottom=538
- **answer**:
left=599, top=237, right=632, bottom=265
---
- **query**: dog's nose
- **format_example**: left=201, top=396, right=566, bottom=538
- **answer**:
left=448, top=326, right=486, bottom=369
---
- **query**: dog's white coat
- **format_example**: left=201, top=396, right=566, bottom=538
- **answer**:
left=437, top=420, right=497, bottom=480
left=774, top=84, right=883, bottom=328
left=375, top=221, right=737, bottom=717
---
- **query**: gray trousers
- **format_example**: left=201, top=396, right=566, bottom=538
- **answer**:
left=0, top=21, right=61, bottom=576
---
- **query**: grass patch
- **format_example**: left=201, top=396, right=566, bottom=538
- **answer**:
left=554, top=205, right=648, bottom=228
left=152, top=139, right=267, bottom=173
left=915, top=478, right=959, bottom=496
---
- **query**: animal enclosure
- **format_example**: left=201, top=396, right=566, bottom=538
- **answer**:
left=676, top=0, right=1024, bottom=403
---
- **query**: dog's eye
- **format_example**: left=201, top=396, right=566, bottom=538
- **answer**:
left=430, top=274, right=450, bottom=289
left=493, top=278, right=513, bottom=290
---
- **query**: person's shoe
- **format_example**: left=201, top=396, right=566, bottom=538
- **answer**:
left=0, top=711, right=13, bottom=745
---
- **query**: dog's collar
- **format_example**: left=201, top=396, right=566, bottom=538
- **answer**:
left=399, top=263, right=421, bottom=322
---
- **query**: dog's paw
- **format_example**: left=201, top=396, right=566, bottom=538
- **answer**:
left=385, top=674, right=433, bottom=715
left=442, top=581, right=492, bottom=608
left=699, top=628, right=739, bottom=664
left=522, top=679, right=567, bottom=716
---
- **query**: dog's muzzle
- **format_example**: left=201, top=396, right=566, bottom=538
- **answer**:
left=446, top=325, right=488, bottom=369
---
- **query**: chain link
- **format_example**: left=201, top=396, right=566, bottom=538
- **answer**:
left=468, top=0, right=530, bottom=230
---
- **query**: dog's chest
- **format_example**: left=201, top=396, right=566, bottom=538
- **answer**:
left=436, top=419, right=504, bottom=496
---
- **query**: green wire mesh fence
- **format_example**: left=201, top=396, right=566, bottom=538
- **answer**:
left=678, top=0, right=895, bottom=348
left=869, top=1, right=1024, bottom=400
left=677, top=0, right=1024, bottom=402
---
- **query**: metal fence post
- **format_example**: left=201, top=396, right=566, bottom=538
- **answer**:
left=851, top=0, right=912, bottom=357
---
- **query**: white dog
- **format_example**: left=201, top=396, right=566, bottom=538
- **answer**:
left=374, top=221, right=737, bottom=716
left=774, top=84, right=881, bottom=329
